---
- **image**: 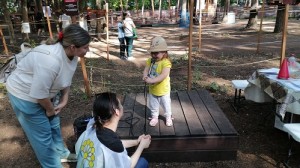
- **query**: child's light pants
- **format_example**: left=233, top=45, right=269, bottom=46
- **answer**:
left=149, top=93, right=172, bottom=119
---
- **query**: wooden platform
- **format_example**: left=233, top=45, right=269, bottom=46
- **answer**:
left=117, top=89, right=239, bottom=162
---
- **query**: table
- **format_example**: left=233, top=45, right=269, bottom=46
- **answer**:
left=244, top=68, right=300, bottom=129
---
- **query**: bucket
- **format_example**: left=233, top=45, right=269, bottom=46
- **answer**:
left=22, top=22, right=31, bottom=33
left=227, top=12, right=235, bottom=24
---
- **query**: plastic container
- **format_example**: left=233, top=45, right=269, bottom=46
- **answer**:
left=227, top=12, right=236, bottom=24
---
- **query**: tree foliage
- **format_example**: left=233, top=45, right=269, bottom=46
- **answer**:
left=0, top=0, right=18, bottom=15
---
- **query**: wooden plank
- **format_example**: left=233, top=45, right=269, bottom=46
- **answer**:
left=197, top=89, right=237, bottom=135
left=141, top=150, right=237, bottom=162
left=159, top=107, right=175, bottom=136
left=145, top=94, right=160, bottom=136
left=145, top=136, right=239, bottom=151
left=170, top=92, right=190, bottom=136
left=131, top=93, right=148, bottom=136
left=178, top=91, right=205, bottom=135
left=121, top=90, right=239, bottom=163
left=117, top=93, right=136, bottom=137
left=188, top=90, right=221, bottom=135
left=127, top=136, right=238, bottom=162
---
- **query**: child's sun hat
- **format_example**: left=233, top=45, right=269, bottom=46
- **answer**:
left=148, top=36, right=168, bottom=52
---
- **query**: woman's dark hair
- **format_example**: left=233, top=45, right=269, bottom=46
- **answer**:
left=93, top=92, right=121, bottom=129
left=46, top=24, right=91, bottom=48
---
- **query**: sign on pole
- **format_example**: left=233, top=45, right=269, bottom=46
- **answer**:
left=64, top=0, right=78, bottom=16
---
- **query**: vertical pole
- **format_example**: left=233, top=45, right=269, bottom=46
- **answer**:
left=198, top=0, right=202, bottom=53
left=0, top=27, right=9, bottom=55
left=106, top=3, right=110, bottom=61
left=256, top=0, right=265, bottom=54
left=45, top=5, right=53, bottom=39
left=176, top=0, right=180, bottom=22
left=80, top=57, right=91, bottom=98
left=169, top=0, right=171, bottom=19
left=188, top=0, right=194, bottom=91
left=280, top=4, right=289, bottom=66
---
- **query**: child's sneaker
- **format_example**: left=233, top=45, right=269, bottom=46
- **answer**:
left=149, top=117, right=158, bottom=127
left=166, top=117, right=173, bottom=127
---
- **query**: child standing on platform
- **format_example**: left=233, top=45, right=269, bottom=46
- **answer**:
left=143, top=36, right=173, bottom=127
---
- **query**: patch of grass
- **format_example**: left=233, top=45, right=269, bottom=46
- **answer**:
left=193, top=67, right=202, bottom=81
left=207, top=82, right=227, bottom=94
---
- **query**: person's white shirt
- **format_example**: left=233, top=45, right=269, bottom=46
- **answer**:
left=79, top=16, right=88, bottom=31
left=123, top=17, right=135, bottom=37
left=59, top=13, right=72, bottom=29
left=6, top=43, right=78, bottom=103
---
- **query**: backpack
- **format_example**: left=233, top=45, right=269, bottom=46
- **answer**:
left=0, top=43, right=49, bottom=83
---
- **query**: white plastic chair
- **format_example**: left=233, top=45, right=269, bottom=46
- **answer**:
left=231, top=80, right=249, bottom=113
left=282, top=123, right=300, bottom=167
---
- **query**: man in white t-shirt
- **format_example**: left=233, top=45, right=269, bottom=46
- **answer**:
left=59, top=13, right=72, bottom=30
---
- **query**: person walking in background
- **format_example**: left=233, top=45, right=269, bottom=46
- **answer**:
left=123, top=11, right=136, bottom=60
left=117, top=15, right=126, bottom=59
left=59, top=11, right=72, bottom=30
left=35, top=11, right=44, bottom=36
left=143, top=36, right=173, bottom=127
left=6, top=24, right=91, bottom=168
left=75, top=92, right=151, bottom=168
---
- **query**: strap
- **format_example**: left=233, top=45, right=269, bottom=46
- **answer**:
left=123, top=20, right=134, bottom=34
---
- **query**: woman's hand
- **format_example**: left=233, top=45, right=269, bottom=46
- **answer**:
left=137, top=134, right=145, bottom=144
left=139, top=135, right=151, bottom=149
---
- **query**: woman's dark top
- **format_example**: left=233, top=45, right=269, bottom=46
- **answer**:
left=96, top=127, right=124, bottom=153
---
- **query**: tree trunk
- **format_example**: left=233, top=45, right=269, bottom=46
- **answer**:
left=151, top=0, right=155, bottom=17
left=97, top=0, right=102, bottom=9
left=176, top=0, right=180, bottom=22
left=36, top=0, right=43, bottom=12
left=222, top=0, right=229, bottom=20
left=274, top=4, right=285, bottom=33
left=245, top=0, right=258, bottom=29
left=245, top=9, right=258, bottom=28
left=142, top=0, right=145, bottom=17
left=79, top=0, right=87, bottom=12
left=22, top=0, right=30, bottom=40
left=135, top=0, right=138, bottom=15
left=1, top=0, right=15, bottom=45
left=126, top=0, right=129, bottom=10
left=120, top=0, right=123, bottom=11
left=159, top=0, right=162, bottom=20
left=168, top=0, right=171, bottom=19
left=53, top=0, right=59, bottom=11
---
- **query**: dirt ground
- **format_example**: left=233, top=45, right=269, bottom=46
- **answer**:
left=1, top=18, right=300, bottom=168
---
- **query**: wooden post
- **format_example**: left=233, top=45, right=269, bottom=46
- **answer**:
left=45, top=6, right=53, bottom=39
left=280, top=4, right=289, bottom=66
left=188, top=0, right=194, bottom=91
left=176, top=0, right=180, bottom=22
left=256, top=0, right=265, bottom=53
left=198, top=1, right=202, bottom=53
left=169, top=0, right=171, bottom=19
left=105, top=3, right=110, bottom=61
left=0, top=27, right=9, bottom=55
left=80, top=57, right=91, bottom=98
